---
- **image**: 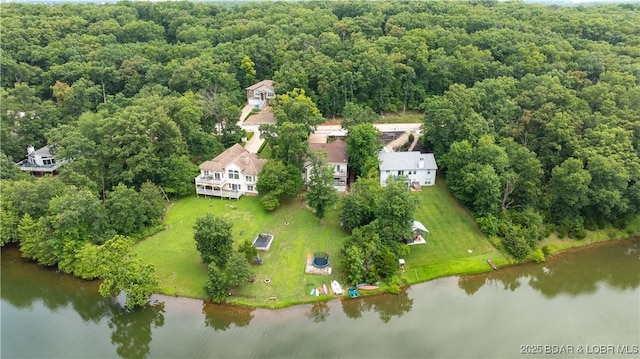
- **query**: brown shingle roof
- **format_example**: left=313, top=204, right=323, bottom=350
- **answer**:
left=246, top=80, right=274, bottom=91
left=199, top=144, right=266, bottom=175
left=309, top=139, right=348, bottom=164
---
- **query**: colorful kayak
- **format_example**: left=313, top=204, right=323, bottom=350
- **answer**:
left=315, top=287, right=320, bottom=296
left=356, top=283, right=380, bottom=290
left=357, top=285, right=379, bottom=290
left=322, top=283, right=328, bottom=295
left=310, top=288, right=316, bottom=296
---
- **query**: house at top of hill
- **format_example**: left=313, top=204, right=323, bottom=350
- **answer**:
left=304, top=138, right=349, bottom=193
left=195, top=144, right=267, bottom=199
left=378, top=151, right=437, bottom=188
left=246, top=80, right=275, bottom=109
left=17, top=145, right=64, bottom=175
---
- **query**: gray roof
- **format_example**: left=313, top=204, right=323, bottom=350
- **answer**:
left=379, top=151, right=437, bottom=171
left=30, top=146, right=52, bottom=157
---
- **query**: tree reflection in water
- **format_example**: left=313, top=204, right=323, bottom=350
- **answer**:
left=458, top=238, right=640, bottom=298
left=202, top=301, right=254, bottom=331
left=306, top=301, right=330, bottom=323
left=109, top=300, right=165, bottom=359
left=340, top=288, right=413, bottom=323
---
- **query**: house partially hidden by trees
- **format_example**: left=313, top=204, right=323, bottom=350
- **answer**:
left=379, top=151, right=438, bottom=188
left=17, top=146, right=64, bottom=175
left=305, top=139, right=349, bottom=192
left=246, top=80, right=275, bottom=109
left=195, top=144, right=266, bottom=199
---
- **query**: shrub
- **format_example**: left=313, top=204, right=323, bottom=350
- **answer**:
left=542, top=244, right=559, bottom=256
left=238, top=239, right=258, bottom=262
left=501, top=225, right=532, bottom=260
left=530, top=248, right=545, bottom=263
left=260, top=192, right=280, bottom=211
left=477, top=214, right=500, bottom=236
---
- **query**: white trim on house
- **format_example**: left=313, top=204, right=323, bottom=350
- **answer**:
left=18, top=146, right=64, bottom=173
left=195, top=144, right=266, bottom=199
left=246, top=80, right=276, bottom=108
left=379, top=151, right=437, bottom=187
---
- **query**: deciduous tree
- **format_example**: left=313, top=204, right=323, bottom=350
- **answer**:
left=306, top=153, right=338, bottom=219
left=193, top=214, right=233, bottom=267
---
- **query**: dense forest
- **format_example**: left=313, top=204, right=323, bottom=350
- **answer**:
left=1, top=0, right=640, bottom=293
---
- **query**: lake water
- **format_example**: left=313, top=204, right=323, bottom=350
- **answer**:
left=2, top=238, right=639, bottom=358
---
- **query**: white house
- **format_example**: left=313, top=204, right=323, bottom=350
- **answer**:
left=18, top=145, right=64, bottom=174
left=378, top=151, right=437, bottom=188
left=246, top=80, right=275, bottom=108
left=195, top=144, right=267, bottom=199
left=305, top=139, right=349, bottom=192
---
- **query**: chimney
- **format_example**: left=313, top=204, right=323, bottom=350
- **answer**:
left=27, top=146, right=35, bottom=154
left=243, top=156, right=249, bottom=164
left=418, top=157, right=424, bottom=168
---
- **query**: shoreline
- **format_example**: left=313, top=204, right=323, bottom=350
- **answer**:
left=187, top=235, right=638, bottom=309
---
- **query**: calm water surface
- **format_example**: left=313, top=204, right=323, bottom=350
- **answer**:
left=2, top=238, right=639, bottom=358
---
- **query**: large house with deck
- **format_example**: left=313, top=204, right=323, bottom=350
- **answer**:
left=305, top=139, right=349, bottom=192
left=379, top=151, right=438, bottom=188
left=246, top=80, right=275, bottom=109
left=17, top=145, right=64, bottom=175
left=195, top=144, right=267, bottom=199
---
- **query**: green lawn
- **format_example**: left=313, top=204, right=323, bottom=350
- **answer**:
left=135, top=180, right=507, bottom=308
left=134, top=195, right=349, bottom=308
left=403, top=180, right=509, bottom=283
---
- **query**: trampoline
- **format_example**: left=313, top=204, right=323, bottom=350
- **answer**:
left=312, top=252, right=330, bottom=268
left=252, top=233, right=274, bottom=251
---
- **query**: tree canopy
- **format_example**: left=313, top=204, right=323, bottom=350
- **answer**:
left=2, top=0, right=640, bottom=292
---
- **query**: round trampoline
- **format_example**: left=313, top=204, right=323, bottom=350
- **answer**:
left=312, top=252, right=330, bottom=268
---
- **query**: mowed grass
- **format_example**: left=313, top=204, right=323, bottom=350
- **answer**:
left=134, top=195, right=349, bottom=308
left=403, top=180, right=509, bottom=283
left=135, top=179, right=507, bottom=307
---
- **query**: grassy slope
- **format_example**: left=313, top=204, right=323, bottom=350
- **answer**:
left=135, top=180, right=508, bottom=307
left=404, top=181, right=509, bottom=283
left=134, top=195, right=349, bottom=308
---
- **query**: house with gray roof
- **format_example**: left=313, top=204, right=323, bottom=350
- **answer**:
left=195, top=144, right=267, bottom=199
left=18, top=145, right=64, bottom=175
left=378, top=151, right=437, bottom=188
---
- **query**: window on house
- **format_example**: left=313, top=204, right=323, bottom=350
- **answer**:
left=231, top=184, right=240, bottom=191
left=247, top=185, right=254, bottom=192
left=427, top=170, right=431, bottom=175
left=245, top=175, right=253, bottom=182
left=228, top=170, right=239, bottom=179
left=425, top=180, right=432, bottom=185
left=398, top=170, right=404, bottom=176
